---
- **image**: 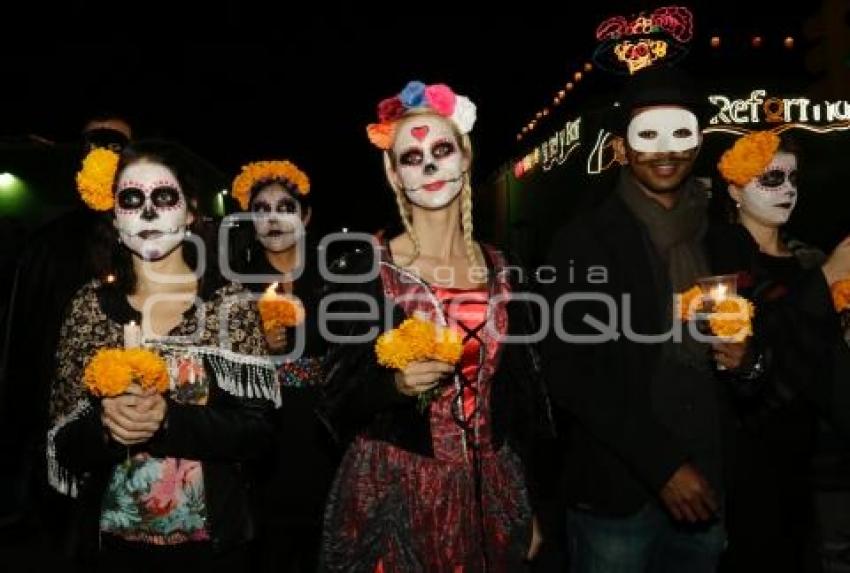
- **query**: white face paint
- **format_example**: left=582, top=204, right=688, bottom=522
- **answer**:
left=739, top=151, right=798, bottom=226
left=627, top=107, right=700, bottom=153
left=392, top=115, right=467, bottom=209
left=250, top=183, right=305, bottom=253
left=114, top=162, right=189, bottom=261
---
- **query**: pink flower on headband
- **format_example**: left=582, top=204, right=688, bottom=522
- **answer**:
left=378, top=96, right=405, bottom=123
left=366, top=81, right=477, bottom=150
left=424, top=84, right=456, bottom=116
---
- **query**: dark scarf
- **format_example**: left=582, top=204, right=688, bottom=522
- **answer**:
left=618, top=171, right=710, bottom=293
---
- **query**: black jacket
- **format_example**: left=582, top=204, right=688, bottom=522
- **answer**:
left=50, top=280, right=276, bottom=558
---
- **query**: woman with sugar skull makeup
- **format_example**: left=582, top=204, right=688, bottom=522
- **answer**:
left=46, top=141, right=278, bottom=572
left=229, top=160, right=337, bottom=573
left=317, top=81, right=553, bottom=572
left=710, top=130, right=850, bottom=573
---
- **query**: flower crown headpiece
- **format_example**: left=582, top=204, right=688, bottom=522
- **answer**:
left=76, top=148, right=120, bottom=211
left=366, top=81, right=477, bottom=150
left=717, top=131, right=780, bottom=187
left=231, top=160, right=310, bottom=211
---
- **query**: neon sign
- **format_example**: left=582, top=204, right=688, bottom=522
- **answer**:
left=514, top=118, right=581, bottom=178
left=709, top=90, right=850, bottom=125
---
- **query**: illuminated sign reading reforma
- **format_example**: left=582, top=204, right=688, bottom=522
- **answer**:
left=709, top=90, right=850, bottom=125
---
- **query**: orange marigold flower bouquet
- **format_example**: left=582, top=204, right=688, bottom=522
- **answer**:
left=375, top=316, right=464, bottom=410
left=83, top=347, right=170, bottom=397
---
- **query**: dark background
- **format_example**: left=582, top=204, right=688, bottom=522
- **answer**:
left=0, top=0, right=842, bottom=244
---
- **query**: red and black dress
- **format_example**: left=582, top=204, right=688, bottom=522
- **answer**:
left=318, top=240, right=552, bottom=573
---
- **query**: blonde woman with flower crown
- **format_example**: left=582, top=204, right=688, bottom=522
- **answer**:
left=317, top=81, right=552, bottom=572
left=46, top=140, right=278, bottom=571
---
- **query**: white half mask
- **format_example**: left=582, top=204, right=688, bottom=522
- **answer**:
left=114, top=162, right=189, bottom=261
left=392, top=115, right=467, bottom=209
left=627, top=107, right=700, bottom=153
left=739, top=151, right=798, bottom=226
left=250, top=183, right=304, bottom=253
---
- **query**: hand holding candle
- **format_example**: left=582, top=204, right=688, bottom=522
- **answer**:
left=258, top=282, right=305, bottom=336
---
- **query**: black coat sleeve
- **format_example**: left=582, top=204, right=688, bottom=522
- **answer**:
left=316, top=250, right=418, bottom=445
left=145, top=391, right=275, bottom=462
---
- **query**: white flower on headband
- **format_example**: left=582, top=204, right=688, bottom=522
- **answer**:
left=451, top=96, right=477, bottom=134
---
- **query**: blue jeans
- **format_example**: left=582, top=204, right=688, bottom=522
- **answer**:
left=567, top=503, right=726, bottom=573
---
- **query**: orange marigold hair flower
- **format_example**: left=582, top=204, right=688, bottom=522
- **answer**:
left=231, top=160, right=310, bottom=211
left=76, top=148, right=120, bottom=211
left=717, top=131, right=780, bottom=187
left=831, top=279, right=850, bottom=313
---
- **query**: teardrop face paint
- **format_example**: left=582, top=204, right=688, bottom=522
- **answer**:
left=392, top=115, right=467, bottom=209
left=739, top=152, right=798, bottom=226
left=114, top=162, right=189, bottom=261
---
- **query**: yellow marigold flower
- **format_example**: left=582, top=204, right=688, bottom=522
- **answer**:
left=432, top=327, right=463, bottom=364
left=678, top=285, right=704, bottom=321
left=124, top=348, right=170, bottom=393
left=231, top=160, right=310, bottom=211
left=375, top=330, right=418, bottom=370
left=83, top=348, right=133, bottom=397
left=717, top=131, right=780, bottom=187
left=258, top=294, right=305, bottom=333
left=709, top=296, right=755, bottom=341
left=398, top=317, right=437, bottom=358
left=76, top=148, right=119, bottom=211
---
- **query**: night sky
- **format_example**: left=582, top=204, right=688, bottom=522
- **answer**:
left=0, top=1, right=828, bottom=237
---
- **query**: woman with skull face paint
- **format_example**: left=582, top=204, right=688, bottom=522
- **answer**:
left=710, top=131, right=850, bottom=572
left=317, top=81, right=552, bottom=572
left=229, top=160, right=337, bottom=573
left=46, top=141, right=277, bottom=572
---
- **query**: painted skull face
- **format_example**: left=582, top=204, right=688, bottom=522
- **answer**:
left=739, top=151, right=798, bottom=226
left=250, top=182, right=304, bottom=253
left=114, top=161, right=189, bottom=261
left=392, top=115, right=467, bottom=209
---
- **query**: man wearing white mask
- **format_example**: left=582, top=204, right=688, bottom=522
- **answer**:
left=544, top=67, right=755, bottom=572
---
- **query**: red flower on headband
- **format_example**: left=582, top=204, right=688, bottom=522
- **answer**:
left=378, top=97, right=405, bottom=123
left=424, top=84, right=456, bottom=116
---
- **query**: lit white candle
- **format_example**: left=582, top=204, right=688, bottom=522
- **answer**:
left=123, top=320, right=142, bottom=349
left=710, top=283, right=728, bottom=302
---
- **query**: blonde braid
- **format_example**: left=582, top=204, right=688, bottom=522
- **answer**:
left=384, top=152, right=421, bottom=265
left=460, top=172, right=479, bottom=268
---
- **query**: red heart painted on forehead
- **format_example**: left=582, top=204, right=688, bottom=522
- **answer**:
left=411, top=125, right=430, bottom=141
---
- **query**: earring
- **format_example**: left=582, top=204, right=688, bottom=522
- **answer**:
left=735, top=203, right=741, bottom=209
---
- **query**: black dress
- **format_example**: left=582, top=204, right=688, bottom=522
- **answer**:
left=240, top=245, right=338, bottom=573
left=708, top=223, right=840, bottom=573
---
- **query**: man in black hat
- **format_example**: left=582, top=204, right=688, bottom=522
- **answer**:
left=543, top=66, right=753, bottom=572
